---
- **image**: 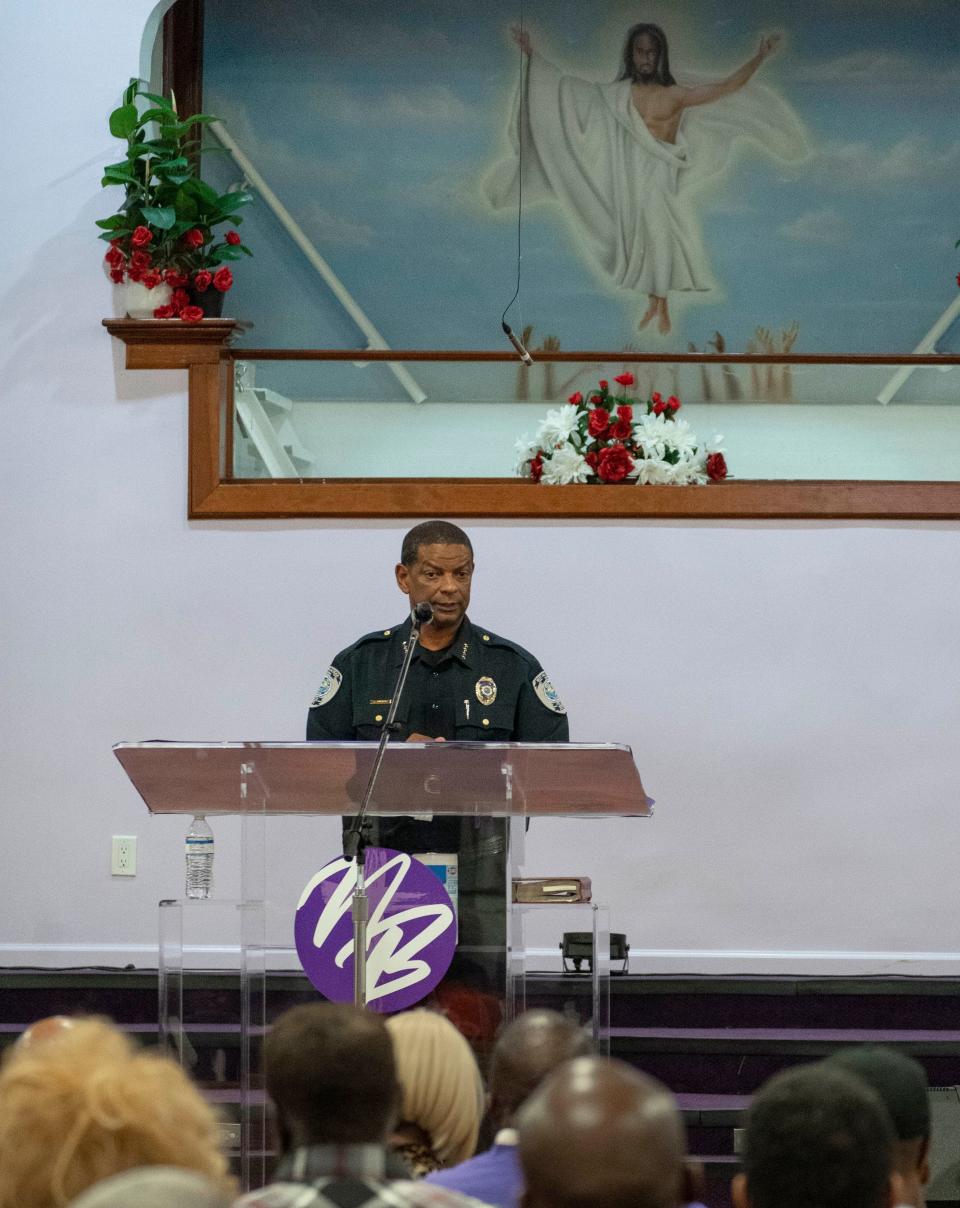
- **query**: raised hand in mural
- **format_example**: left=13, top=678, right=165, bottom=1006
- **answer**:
left=539, top=334, right=560, bottom=398
left=780, top=320, right=799, bottom=402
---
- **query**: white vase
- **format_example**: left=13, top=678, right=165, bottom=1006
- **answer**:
left=124, top=280, right=172, bottom=319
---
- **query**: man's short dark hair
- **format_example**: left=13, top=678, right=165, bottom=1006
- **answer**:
left=826, top=1046, right=930, bottom=1142
left=743, top=1063, right=894, bottom=1208
left=263, top=1003, right=398, bottom=1147
left=400, top=521, right=473, bottom=567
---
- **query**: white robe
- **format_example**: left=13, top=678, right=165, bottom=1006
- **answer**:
left=484, top=53, right=810, bottom=300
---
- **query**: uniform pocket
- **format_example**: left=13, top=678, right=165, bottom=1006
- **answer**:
left=455, top=697, right=516, bottom=739
left=352, top=699, right=408, bottom=739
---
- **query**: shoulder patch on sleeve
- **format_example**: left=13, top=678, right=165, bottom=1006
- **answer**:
left=310, top=666, right=342, bottom=708
left=532, top=670, right=566, bottom=715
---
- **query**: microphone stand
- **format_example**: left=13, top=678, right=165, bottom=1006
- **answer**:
left=343, top=602, right=431, bottom=1008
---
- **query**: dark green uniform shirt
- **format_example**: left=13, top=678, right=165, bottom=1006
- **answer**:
left=306, top=615, right=569, bottom=851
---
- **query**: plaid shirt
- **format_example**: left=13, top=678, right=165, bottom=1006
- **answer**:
left=234, top=1144, right=495, bottom=1208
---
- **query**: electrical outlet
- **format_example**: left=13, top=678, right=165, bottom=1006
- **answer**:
left=111, top=835, right=137, bottom=876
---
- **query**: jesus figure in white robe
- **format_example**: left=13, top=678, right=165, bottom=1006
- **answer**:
left=484, top=23, right=809, bottom=335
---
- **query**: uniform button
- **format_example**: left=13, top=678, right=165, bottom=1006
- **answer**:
left=482, top=634, right=490, bottom=642
left=383, top=630, right=391, bottom=636
left=432, top=671, right=439, bottom=678
left=482, top=718, right=490, bottom=727
left=431, top=703, right=439, bottom=711
left=375, top=714, right=383, bottom=722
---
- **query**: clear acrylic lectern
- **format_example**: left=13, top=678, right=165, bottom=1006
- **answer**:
left=114, top=740, right=651, bottom=1190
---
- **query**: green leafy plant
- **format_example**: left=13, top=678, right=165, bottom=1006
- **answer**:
left=98, top=79, right=253, bottom=317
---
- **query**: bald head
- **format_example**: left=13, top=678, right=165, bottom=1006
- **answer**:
left=518, top=1057, right=689, bottom=1208
left=16, top=1015, right=77, bottom=1050
left=489, top=1010, right=592, bottom=1126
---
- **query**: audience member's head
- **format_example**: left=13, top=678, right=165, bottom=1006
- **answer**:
left=0, top=1017, right=233, bottom=1208
left=488, top=1009, right=592, bottom=1129
left=517, top=1055, right=692, bottom=1208
left=826, top=1046, right=931, bottom=1208
left=16, top=1015, right=81, bottom=1050
left=263, top=1002, right=400, bottom=1152
left=69, top=1166, right=232, bottom=1208
left=733, top=1063, right=901, bottom=1208
left=385, top=1008, right=485, bottom=1174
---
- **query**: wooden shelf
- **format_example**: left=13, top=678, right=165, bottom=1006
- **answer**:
left=102, top=318, right=239, bottom=369
left=102, top=323, right=960, bottom=519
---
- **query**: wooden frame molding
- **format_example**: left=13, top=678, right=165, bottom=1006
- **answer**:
left=103, top=322, right=960, bottom=520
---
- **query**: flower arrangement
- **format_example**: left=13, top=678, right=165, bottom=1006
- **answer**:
left=515, top=373, right=728, bottom=485
left=97, top=79, right=252, bottom=319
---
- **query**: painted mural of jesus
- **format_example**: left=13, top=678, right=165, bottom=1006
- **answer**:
left=486, top=22, right=806, bottom=335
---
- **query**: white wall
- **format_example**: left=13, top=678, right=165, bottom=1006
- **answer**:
left=2, top=2, right=960, bottom=976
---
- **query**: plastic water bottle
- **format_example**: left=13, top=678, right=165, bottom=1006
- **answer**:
left=185, top=815, right=214, bottom=899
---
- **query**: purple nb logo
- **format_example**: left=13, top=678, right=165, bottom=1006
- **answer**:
left=294, top=846, right=457, bottom=1013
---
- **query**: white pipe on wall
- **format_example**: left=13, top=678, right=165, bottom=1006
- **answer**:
left=209, top=119, right=427, bottom=405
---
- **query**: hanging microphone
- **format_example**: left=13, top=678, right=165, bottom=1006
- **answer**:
left=502, top=321, right=534, bottom=366
left=412, top=601, right=434, bottom=625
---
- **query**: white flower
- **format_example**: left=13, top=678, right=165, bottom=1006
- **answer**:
left=665, top=418, right=698, bottom=454
left=634, top=412, right=670, bottom=459
left=513, top=435, right=539, bottom=477
left=541, top=444, right=591, bottom=484
left=635, top=457, right=674, bottom=485
left=536, top=404, right=580, bottom=448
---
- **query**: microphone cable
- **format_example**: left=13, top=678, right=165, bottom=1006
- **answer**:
left=501, top=2, right=533, bottom=365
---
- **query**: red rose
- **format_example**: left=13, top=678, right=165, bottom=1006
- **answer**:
left=213, top=266, right=234, bottom=292
left=609, top=418, right=632, bottom=441
left=127, top=266, right=143, bottom=283
left=153, top=304, right=177, bottom=319
left=617, top=404, right=633, bottom=423
left=651, top=391, right=662, bottom=403
left=140, top=270, right=162, bottom=290
left=568, top=391, right=583, bottom=405
left=131, top=225, right=153, bottom=247
left=597, top=444, right=634, bottom=483
left=163, top=269, right=188, bottom=287
left=653, top=400, right=666, bottom=415
left=587, top=408, right=610, bottom=438
left=598, top=379, right=609, bottom=390
left=585, top=450, right=599, bottom=469
left=170, top=288, right=191, bottom=310
left=129, top=250, right=151, bottom=271
left=614, top=372, right=635, bottom=387
left=179, top=305, right=205, bottom=322
left=590, top=394, right=602, bottom=405
left=192, top=269, right=212, bottom=293
left=184, top=228, right=205, bottom=248
left=706, top=452, right=728, bottom=482
left=225, top=230, right=242, bottom=245
left=104, top=246, right=125, bottom=268
left=529, top=451, right=544, bottom=483
left=109, top=268, right=125, bottom=284
left=667, top=395, right=681, bottom=412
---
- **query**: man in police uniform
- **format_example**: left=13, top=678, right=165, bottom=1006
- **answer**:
left=306, top=520, right=568, bottom=954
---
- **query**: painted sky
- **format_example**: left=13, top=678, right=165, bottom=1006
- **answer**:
left=201, top=0, right=960, bottom=398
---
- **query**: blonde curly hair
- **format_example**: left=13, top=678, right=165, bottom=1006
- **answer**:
left=0, top=1017, right=234, bottom=1208
left=385, top=1008, right=485, bottom=1168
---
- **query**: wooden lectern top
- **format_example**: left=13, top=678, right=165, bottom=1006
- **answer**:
left=113, top=741, right=652, bottom=818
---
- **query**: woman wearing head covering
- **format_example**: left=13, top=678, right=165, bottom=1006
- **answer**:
left=385, top=1009, right=485, bottom=1177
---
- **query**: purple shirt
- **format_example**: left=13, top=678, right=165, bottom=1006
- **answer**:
left=425, top=1140, right=521, bottom=1208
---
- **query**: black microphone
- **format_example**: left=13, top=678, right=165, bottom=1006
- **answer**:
left=412, top=601, right=433, bottom=625
left=502, top=321, right=534, bottom=366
